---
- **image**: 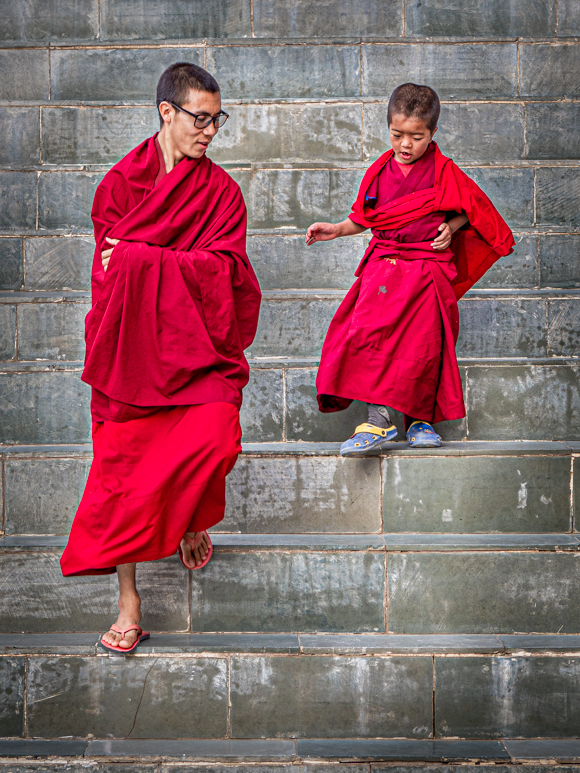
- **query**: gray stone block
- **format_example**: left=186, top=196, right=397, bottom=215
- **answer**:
left=38, top=172, right=103, bottom=230
left=25, top=237, right=94, bottom=291
left=230, top=655, right=431, bottom=738
left=90, top=739, right=295, bottom=758
left=0, top=740, right=89, bottom=757
left=520, top=44, right=580, bottom=97
left=252, top=0, right=403, bottom=37
left=405, top=0, right=555, bottom=37
left=247, top=235, right=363, bottom=290
left=457, top=298, right=546, bottom=358
left=240, top=369, right=283, bottom=442
left=526, top=104, right=580, bottom=159
left=207, top=45, right=360, bottom=100
left=41, top=107, right=158, bottom=166
left=461, top=167, right=534, bottom=229
left=0, top=108, right=40, bottom=166
left=0, top=238, right=23, bottom=290
left=548, top=299, right=580, bottom=356
left=0, top=372, right=91, bottom=444
left=0, top=305, right=16, bottom=360
left=232, top=169, right=364, bottom=230
left=576, top=457, right=580, bottom=532
left=222, top=455, right=381, bottom=533
left=362, top=43, right=517, bottom=99
left=467, top=365, right=580, bottom=441
left=473, top=235, right=538, bottom=289
left=558, top=0, right=580, bottom=34
left=191, top=551, right=385, bottom=632
left=298, top=739, right=508, bottom=761
left=27, top=656, right=227, bottom=738
left=0, top=658, right=24, bottom=738
left=4, top=457, right=91, bottom=535
left=383, top=455, right=572, bottom=533
left=0, top=50, right=49, bottom=101
left=0, top=553, right=188, bottom=632
left=0, top=0, right=98, bottom=43
left=100, top=0, right=250, bottom=40
left=17, top=301, right=88, bottom=361
left=251, top=298, right=340, bottom=358
left=211, top=104, right=362, bottom=164
left=0, top=173, right=37, bottom=230
left=536, top=168, right=580, bottom=227
left=540, top=235, right=580, bottom=288
left=436, top=657, right=580, bottom=737
left=51, top=48, right=204, bottom=101
left=388, top=553, right=580, bottom=633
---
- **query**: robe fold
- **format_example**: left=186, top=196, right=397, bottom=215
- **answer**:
left=61, top=134, right=260, bottom=577
left=316, top=142, right=514, bottom=422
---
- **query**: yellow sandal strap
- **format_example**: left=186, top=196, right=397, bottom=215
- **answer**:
left=353, top=423, right=395, bottom=438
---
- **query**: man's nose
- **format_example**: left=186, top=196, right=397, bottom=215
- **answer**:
left=204, top=122, right=218, bottom=138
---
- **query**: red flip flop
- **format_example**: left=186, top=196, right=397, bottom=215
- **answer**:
left=99, top=624, right=150, bottom=654
left=178, top=530, right=213, bottom=570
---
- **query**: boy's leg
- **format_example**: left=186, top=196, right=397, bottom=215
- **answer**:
left=340, top=403, right=397, bottom=456
left=101, top=563, right=142, bottom=649
left=368, top=403, right=392, bottom=428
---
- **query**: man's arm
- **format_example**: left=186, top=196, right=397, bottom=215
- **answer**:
left=431, top=213, right=469, bottom=251
left=305, top=217, right=367, bottom=246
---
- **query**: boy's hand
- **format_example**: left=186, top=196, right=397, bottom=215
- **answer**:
left=305, top=222, right=339, bottom=245
left=431, top=222, right=452, bottom=251
left=101, top=237, right=120, bottom=271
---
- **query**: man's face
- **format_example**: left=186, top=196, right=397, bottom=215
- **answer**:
left=159, top=89, right=223, bottom=158
left=388, top=113, right=437, bottom=164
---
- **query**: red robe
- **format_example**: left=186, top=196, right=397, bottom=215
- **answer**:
left=61, top=135, right=261, bottom=577
left=316, top=142, right=514, bottom=422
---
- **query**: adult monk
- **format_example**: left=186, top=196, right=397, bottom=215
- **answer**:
left=305, top=83, right=514, bottom=453
left=60, top=62, right=261, bottom=653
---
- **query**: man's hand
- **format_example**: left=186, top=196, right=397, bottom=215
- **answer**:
left=101, top=237, right=120, bottom=271
left=305, top=222, right=339, bottom=245
left=431, top=222, right=452, bottom=251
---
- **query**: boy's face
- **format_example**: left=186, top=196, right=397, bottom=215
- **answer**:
left=389, top=113, right=437, bottom=165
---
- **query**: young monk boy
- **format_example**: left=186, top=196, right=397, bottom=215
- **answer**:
left=305, top=83, right=514, bottom=453
left=60, top=63, right=261, bottom=652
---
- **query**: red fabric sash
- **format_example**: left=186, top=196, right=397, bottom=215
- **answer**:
left=349, top=142, right=515, bottom=298
left=82, top=135, right=261, bottom=414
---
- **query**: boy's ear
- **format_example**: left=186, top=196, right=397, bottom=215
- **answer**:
left=431, top=126, right=438, bottom=139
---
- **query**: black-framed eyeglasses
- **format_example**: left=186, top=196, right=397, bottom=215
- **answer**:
left=163, top=101, right=229, bottom=129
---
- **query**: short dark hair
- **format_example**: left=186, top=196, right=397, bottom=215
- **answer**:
left=387, top=83, right=440, bottom=132
left=156, top=62, right=220, bottom=126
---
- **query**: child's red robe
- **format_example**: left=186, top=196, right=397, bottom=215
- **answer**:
left=316, top=142, right=514, bottom=423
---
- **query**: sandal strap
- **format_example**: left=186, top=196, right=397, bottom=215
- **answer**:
left=109, top=624, right=143, bottom=637
left=353, top=423, right=393, bottom=438
left=183, top=531, right=207, bottom=549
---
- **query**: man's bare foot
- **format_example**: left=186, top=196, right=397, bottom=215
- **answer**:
left=180, top=531, right=210, bottom=569
left=101, top=591, right=142, bottom=650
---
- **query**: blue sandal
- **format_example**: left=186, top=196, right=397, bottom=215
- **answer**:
left=406, top=421, right=442, bottom=448
left=340, top=423, right=398, bottom=457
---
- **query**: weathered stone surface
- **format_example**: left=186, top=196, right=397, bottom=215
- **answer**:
left=38, top=172, right=103, bottom=230
left=87, top=739, right=295, bottom=758
left=252, top=0, right=403, bottom=37
left=436, top=657, right=580, bottom=737
left=388, top=553, right=580, bottom=633
left=575, top=457, right=580, bottom=533
left=27, top=657, right=227, bottom=738
left=0, top=372, right=91, bottom=444
left=299, top=740, right=509, bottom=761
left=457, top=298, right=546, bottom=358
left=251, top=298, right=340, bottom=358
left=230, top=655, right=431, bottom=738
left=558, top=0, right=580, bottom=34
left=17, top=302, right=87, bottom=361
left=0, top=658, right=24, bottom=738
left=4, top=457, right=91, bottom=535
left=222, top=455, right=381, bottom=533
left=25, top=237, right=94, bottom=291
left=548, top=299, right=580, bottom=357
left=51, top=48, right=204, bottom=101
left=0, top=173, right=37, bottom=230
left=526, top=104, right=580, bottom=159
left=0, top=238, right=23, bottom=290
left=207, top=45, right=360, bottom=99
left=383, top=455, right=572, bottom=533
left=473, top=236, right=538, bottom=289
left=0, top=305, right=16, bottom=360
left=100, top=0, right=250, bottom=40
left=463, top=168, right=534, bottom=228
left=520, top=44, right=580, bottom=97
left=362, top=43, right=517, bottom=99
left=0, top=108, right=40, bottom=166
left=239, top=369, right=283, bottom=442
left=191, top=552, right=385, bottom=632
left=536, top=168, right=580, bottom=227
left=0, top=50, right=49, bottom=101
left=0, top=553, right=188, bottom=632
left=247, top=235, right=364, bottom=290
left=540, top=235, right=580, bottom=288
left=212, top=104, right=362, bottom=164
left=0, top=0, right=98, bottom=43
left=42, top=107, right=158, bottom=165
left=406, top=0, right=555, bottom=37
left=232, top=169, right=364, bottom=230
left=467, top=365, right=580, bottom=441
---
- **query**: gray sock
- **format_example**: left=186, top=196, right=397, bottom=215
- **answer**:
left=367, top=403, right=391, bottom=429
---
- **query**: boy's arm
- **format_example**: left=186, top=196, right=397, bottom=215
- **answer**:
left=305, top=217, right=367, bottom=246
left=431, top=213, right=469, bottom=251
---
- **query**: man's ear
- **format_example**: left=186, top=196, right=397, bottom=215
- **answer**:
left=158, top=101, right=173, bottom=125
